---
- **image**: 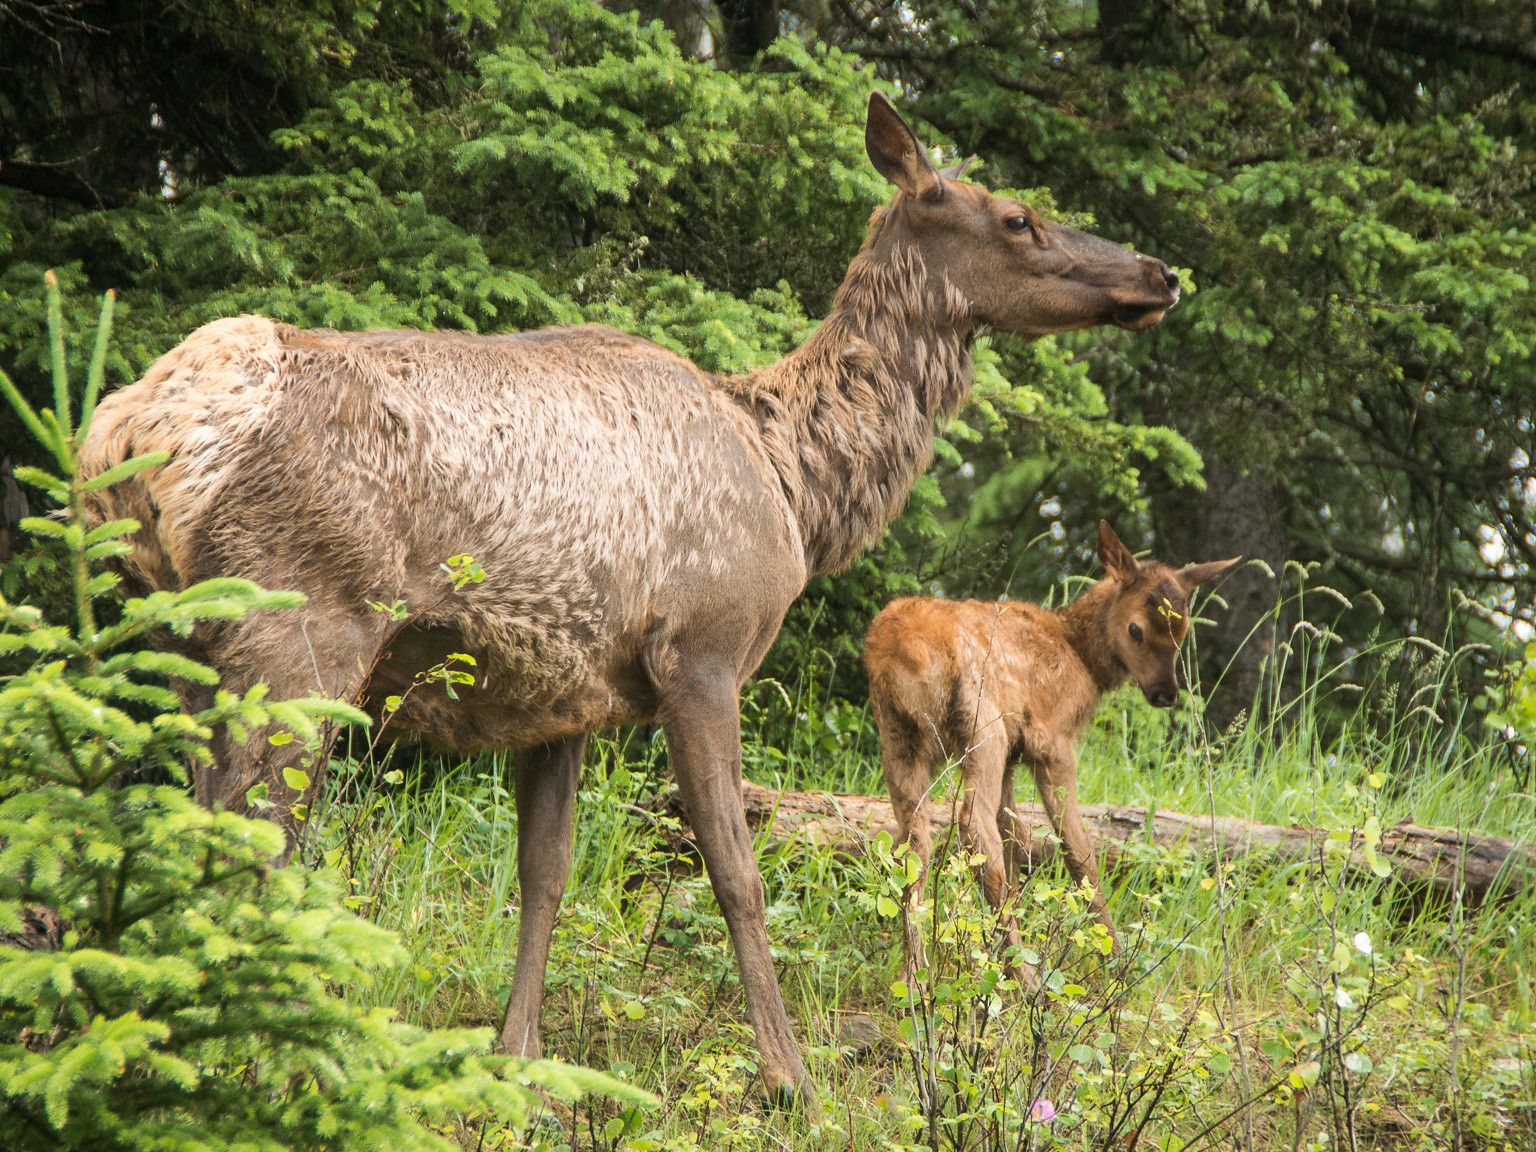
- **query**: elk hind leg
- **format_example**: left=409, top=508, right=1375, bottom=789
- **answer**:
left=876, top=702, right=936, bottom=979
left=959, top=738, right=1038, bottom=990
left=997, top=762, right=1035, bottom=906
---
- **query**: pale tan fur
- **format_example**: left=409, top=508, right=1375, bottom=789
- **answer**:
left=865, top=522, right=1239, bottom=986
left=78, top=95, right=1180, bottom=1101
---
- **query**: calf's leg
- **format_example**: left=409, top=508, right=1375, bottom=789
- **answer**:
left=874, top=704, right=935, bottom=979
left=1031, top=746, right=1119, bottom=948
left=997, top=762, right=1033, bottom=903
left=958, top=737, right=1037, bottom=989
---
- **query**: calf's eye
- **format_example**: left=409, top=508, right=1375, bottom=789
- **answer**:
left=1128, top=622, right=1143, bottom=642
left=1004, top=215, right=1032, bottom=234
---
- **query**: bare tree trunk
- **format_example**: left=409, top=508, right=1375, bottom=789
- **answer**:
left=714, top=0, right=780, bottom=65
left=1150, top=456, right=1290, bottom=732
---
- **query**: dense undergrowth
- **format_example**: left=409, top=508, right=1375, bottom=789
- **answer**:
left=311, top=607, right=1536, bottom=1152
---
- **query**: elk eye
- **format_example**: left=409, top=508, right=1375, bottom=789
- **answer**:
left=1004, top=215, right=1033, bottom=234
left=1128, top=622, right=1143, bottom=643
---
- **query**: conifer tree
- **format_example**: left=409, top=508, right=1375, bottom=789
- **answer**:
left=0, top=280, right=649, bottom=1150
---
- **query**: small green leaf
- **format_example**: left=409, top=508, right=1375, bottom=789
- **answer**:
left=282, top=766, right=311, bottom=792
left=1343, top=1051, right=1373, bottom=1075
left=1290, top=1060, right=1321, bottom=1088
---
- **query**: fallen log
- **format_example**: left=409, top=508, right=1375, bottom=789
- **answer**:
left=663, top=781, right=1533, bottom=905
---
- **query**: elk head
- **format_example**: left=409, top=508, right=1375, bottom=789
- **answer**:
left=1097, top=520, right=1241, bottom=708
left=864, top=92, right=1182, bottom=335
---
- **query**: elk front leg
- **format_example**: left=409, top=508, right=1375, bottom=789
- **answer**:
left=201, top=607, right=386, bottom=862
left=1031, top=745, right=1119, bottom=948
left=499, top=736, right=585, bottom=1058
left=660, top=663, right=808, bottom=1105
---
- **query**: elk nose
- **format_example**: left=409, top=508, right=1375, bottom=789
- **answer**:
left=1159, top=264, right=1180, bottom=292
left=1151, top=688, right=1179, bottom=708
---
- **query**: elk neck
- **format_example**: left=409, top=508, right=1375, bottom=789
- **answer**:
left=1056, top=577, right=1130, bottom=696
left=726, top=232, right=976, bottom=578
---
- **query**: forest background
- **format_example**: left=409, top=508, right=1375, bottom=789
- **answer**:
left=3, top=0, right=1536, bottom=1149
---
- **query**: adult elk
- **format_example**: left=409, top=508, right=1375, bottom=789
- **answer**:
left=81, top=94, right=1181, bottom=1101
left=865, top=522, right=1238, bottom=983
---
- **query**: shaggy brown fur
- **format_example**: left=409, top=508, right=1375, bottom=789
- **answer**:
left=865, top=522, right=1239, bottom=986
left=79, top=94, right=1180, bottom=1100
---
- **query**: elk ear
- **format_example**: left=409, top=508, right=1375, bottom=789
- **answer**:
left=866, top=91, right=944, bottom=201
left=1097, top=520, right=1140, bottom=583
left=1179, top=556, right=1243, bottom=591
left=940, top=155, right=981, bottom=181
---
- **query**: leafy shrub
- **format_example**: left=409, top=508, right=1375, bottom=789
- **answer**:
left=0, top=279, right=649, bottom=1150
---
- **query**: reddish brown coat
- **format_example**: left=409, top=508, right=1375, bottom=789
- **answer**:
left=866, top=522, right=1238, bottom=983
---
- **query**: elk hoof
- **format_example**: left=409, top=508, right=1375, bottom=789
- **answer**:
left=761, top=1081, right=825, bottom=1123
left=762, top=1081, right=798, bottom=1111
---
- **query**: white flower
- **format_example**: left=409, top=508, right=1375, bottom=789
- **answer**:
left=1353, top=931, right=1373, bottom=956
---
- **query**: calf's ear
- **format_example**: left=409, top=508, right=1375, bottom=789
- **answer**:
left=1178, top=556, right=1243, bottom=591
left=1097, top=520, right=1140, bottom=583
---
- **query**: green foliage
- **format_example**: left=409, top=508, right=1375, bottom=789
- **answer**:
left=0, top=285, right=649, bottom=1149
left=1487, top=640, right=1536, bottom=771
left=314, top=620, right=1536, bottom=1150
left=1, top=0, right=1205, bottom=698
left=826, top=0, right=1536, bottom=685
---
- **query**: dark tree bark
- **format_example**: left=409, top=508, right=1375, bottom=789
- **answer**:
left=714, top=0, right=781, bottom=65
left=1098, top=0, right=1152, bottom=63
left=1150, top=456, right=1290, bottom=731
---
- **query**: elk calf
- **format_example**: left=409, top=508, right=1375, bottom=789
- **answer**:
left=865, top=521, right=1238, bottom=980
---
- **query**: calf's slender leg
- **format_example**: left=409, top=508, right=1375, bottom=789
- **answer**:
left=958, top=736, right=1037, bottom=989
left=875, top=705, right=935, bottom=978
left=1031, top=745, right=1119, bottom=948
left=996, top=762, right=1032, bottom=903
left=660, top=662, right=807, bottom=1103
left=499, top=735, right=586, bottom=1057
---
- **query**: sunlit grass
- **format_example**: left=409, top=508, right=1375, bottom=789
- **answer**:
left=312, top=602, right=1536, bottom=1150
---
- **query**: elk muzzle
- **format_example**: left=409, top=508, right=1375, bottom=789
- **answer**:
left=1107, top=258, right=1180, bottom=330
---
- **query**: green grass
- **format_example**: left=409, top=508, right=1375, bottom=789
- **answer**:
left=311, top=622, right=1536, bottom=1151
